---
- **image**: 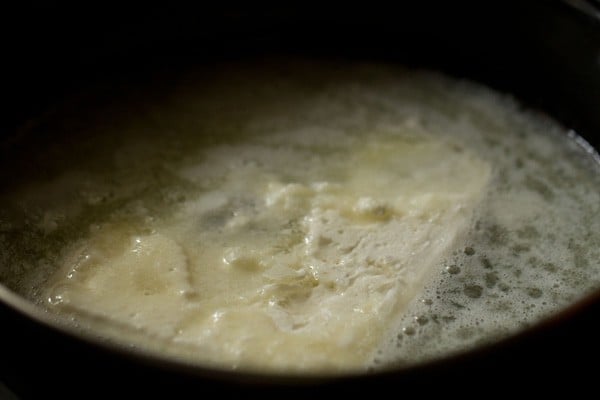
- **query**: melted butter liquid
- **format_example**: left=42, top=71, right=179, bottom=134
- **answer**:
left=1, top=60, right=599, bottom=374
left=48, top=134, right=490, bottom=371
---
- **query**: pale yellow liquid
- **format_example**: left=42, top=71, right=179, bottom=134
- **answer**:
left=1, top=60, right=598, bottom=374
left=47, top=134, right=490, bottom=371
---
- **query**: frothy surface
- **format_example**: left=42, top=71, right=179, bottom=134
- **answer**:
left=47, top=134, right=490, bottom=371
left=0, top=60, right=599, bottom=373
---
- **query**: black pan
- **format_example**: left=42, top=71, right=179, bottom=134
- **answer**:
left=1, top=1, right=599, bottom=397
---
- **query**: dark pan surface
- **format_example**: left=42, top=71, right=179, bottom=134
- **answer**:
left=1, top=1, right=599, bottom=397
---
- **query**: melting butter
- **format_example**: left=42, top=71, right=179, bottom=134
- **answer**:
left=8, top=62, right=594, bottom=374
left=48, top=134, right=490, bottom=372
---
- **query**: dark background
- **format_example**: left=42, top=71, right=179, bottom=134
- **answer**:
left=1, top=1, right=600, bottom=397
left=2, top=1, right=600, bottom=135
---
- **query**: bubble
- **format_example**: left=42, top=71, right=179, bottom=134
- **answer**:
left=484, top=272, right=499, bottom=288
left=47, top=294, right=63, bottom=305
left=464, top=247, right=475, bottom=256
left=403, top=327, right=416, bottom=336
left=526, top=287, right=543, bottom=299
left=445, top=265, right=461, bottom=275
left=480, top=257, right=493, bottom=269
left=463, top=284, right=483, bottom=299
